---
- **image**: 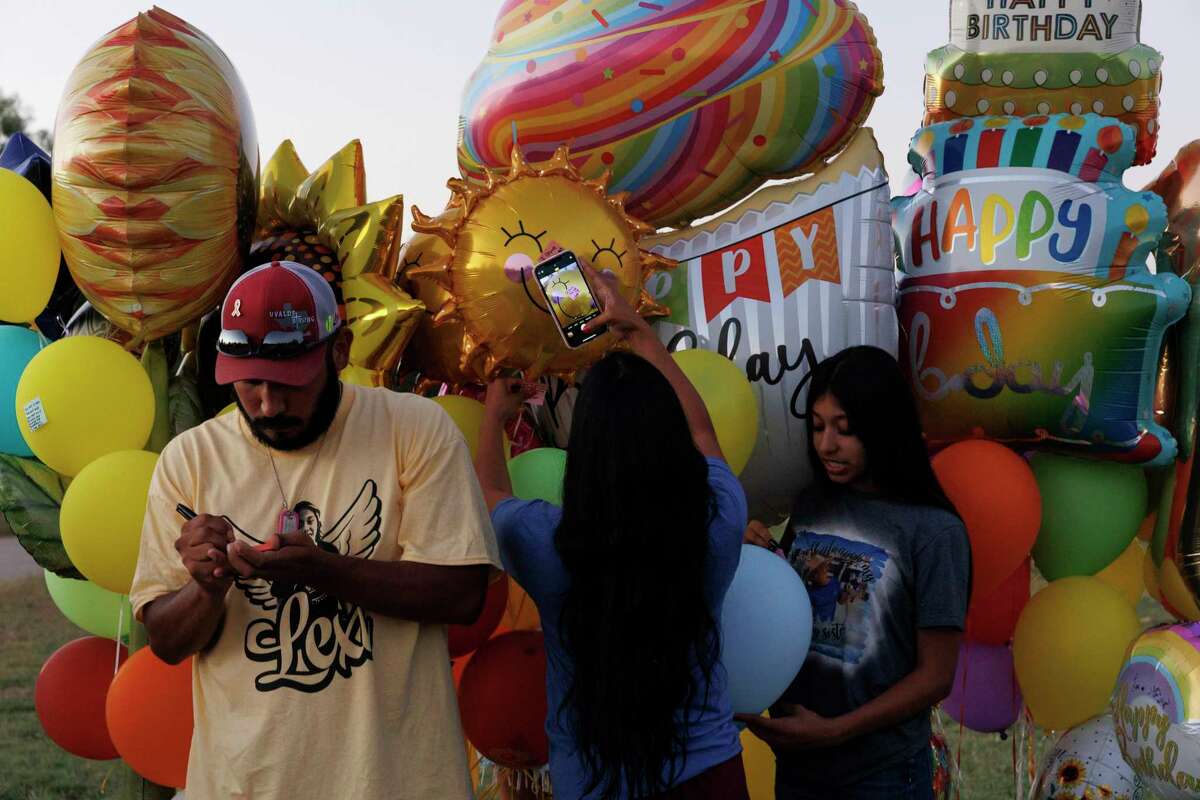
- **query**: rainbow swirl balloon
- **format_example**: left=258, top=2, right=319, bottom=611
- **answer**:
left=458, top=0, right=883, bottom=228
left=1113, top=624, right=1200, bottom=799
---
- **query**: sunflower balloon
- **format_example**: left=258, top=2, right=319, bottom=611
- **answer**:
left=254, top=140, right=423, bottom=386
left=401, top=145, right=671, bottom=382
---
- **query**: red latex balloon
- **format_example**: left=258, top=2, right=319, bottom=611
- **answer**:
left=932, top=441, right=1042, bottom=599
left=965, top=559, right=1031, bottom=646
left=106, top=649, right=193, bottom=788
left=449, top=575, right=509, bottom=658
left=35, top=636, right=127, bottom=760
left=458, top=630, right=548, bottom=769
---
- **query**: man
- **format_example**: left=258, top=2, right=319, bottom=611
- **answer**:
left=130, top=260, right=499, bottom=799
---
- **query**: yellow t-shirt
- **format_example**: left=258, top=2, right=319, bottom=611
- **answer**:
left=130, top=384, right=500, bottom=799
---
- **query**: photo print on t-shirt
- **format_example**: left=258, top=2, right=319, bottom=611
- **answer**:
left=226, top=480, right=382, bottom=693
left=787, top=532, right=891, bottom=665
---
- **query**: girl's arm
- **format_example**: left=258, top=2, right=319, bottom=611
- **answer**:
left=476, top=379, right=524, bottom=512
left=579, top=259, right=723, bottom=461
left=737, top=628, right=960, bottom=750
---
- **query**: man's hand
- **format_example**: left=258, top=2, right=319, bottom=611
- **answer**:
left=484, top=378, right=526, bottom=426
left=227, top=531, right=319, bottom=585
left=735, top=704, right=850, bottom=752
left=175, top=514, right=235, bottom=595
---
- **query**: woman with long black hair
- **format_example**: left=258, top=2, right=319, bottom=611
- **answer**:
left=739, top=346, right=970, bottom=800
left=475, top=259, right=749, bottom=799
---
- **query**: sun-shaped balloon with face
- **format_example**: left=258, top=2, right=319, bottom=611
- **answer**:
left=402, top=145, right=672, bottom=381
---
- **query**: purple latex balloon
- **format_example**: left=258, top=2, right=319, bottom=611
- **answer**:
left=942, top=642, right=1023, bottom=733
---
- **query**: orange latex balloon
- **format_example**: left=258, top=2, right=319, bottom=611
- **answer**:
left=407, top=146, right=671, bottom=381
left=35, top=636, right=127, bottom=760
left=458, top=630, right=548, bottom=769
left=1138, top=512, right=1157, bottom=543
left=449, top=574, right=509, bottom=658
left=933, top=441, right=1042, bottom=599
left=965, top=559, right=1031, bottom=646
left=106, top=649, right=193, bottom=788
left=51, top=8, right=258, bottom=343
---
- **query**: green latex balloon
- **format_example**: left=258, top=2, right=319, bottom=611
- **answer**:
left=508, top=448, right=567, bottom=505
left=1030, top=454, right=1147, bottom=581
left=43, top=569, right=132, bottom=642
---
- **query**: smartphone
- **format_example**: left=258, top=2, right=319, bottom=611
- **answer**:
left=534, top=250, right=607, bottom=348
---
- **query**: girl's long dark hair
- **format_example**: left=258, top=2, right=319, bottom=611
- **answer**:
left=555, top=351, right=716, bottom=798
left=806, top=346, right=958, bottom=516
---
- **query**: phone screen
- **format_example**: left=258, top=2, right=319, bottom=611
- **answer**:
left=535, top=251, right=605, bottom=347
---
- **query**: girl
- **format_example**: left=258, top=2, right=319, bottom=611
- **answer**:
left=739, top=346, right=969, bottom=800
left=475, top=257, right=750, bottom=799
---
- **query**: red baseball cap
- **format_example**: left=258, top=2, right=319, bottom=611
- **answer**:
left=214, top=261, right=342, bottom=387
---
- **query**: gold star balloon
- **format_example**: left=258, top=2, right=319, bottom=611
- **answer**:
left=254, top=140, right=422, bottom=386
left=400, top=145, right=672, bottom=383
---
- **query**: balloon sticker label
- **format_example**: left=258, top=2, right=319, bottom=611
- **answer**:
left=23, top=397, right=47, bottom=432
left=895, top=114, right=1190, bottom=465
left=645, top=130, right=897, bottom=519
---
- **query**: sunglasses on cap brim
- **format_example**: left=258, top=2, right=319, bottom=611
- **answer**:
left=217, top=329, right=324, bottom=360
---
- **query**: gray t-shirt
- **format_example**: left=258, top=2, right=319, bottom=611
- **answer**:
left=774, top=489, right=970, bottom=790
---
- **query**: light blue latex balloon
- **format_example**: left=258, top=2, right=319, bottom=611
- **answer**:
left=720, top=545, right=812, bottom=714
left=0, top=325, right=42, bottom=456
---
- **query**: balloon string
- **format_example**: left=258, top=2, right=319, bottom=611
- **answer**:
left=114, top=596, right=127, bottom=675
left=952, top=639, right=969, bottom=800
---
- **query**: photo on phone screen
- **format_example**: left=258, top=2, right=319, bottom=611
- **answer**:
left=534, top=250, right=607, bottom=348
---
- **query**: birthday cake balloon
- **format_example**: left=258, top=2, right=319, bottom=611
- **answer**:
left=894, top=114, right=1189, bottom=465
left=925, top=0, right=1162, bottom=165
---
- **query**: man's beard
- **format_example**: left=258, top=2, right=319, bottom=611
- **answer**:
left=237, top=351, right=342, bottom=452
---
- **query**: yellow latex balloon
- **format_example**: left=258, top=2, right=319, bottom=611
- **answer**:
left=408, top=145, right=671, bottom=380
left=0, top=169, right=59, bottom=323
left=671, top=349, right=760, bottom=475
left=1095, top=539, right=1147, bottom=608
left=741, top=726, right=776, bottom=799
left=1160, top=558, right=1200, bottom=622
left=60, top=450, right=158, bottom=594
left=431, top=395, right=510, bottom=461
left=1012, top=576, right=1141, bottom=731
left=15, top=336, right=154, bottom=476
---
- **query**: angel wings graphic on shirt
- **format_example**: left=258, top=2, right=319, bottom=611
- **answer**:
left=227, top=479, right=383, bottom=611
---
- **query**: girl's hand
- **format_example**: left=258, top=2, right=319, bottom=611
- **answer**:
left=483, top=378, right=525, bottom=425
left=735, top=704, right=850, bottom=752
left=536, top=241, right=651, bottom=343
left=744, top=520, right=773, bottom=548
left=578, top=259, right=652, bottom=343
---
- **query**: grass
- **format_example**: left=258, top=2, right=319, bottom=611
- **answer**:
left=0, top=576, right=117, bottom=800
left=0, top=574, right=1171, bottom=799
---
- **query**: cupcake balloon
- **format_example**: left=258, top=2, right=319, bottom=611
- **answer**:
left=458, top=0, right=883, bottom=228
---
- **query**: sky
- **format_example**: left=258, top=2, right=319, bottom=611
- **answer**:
left=2, top=0, right=1199, bottom=219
